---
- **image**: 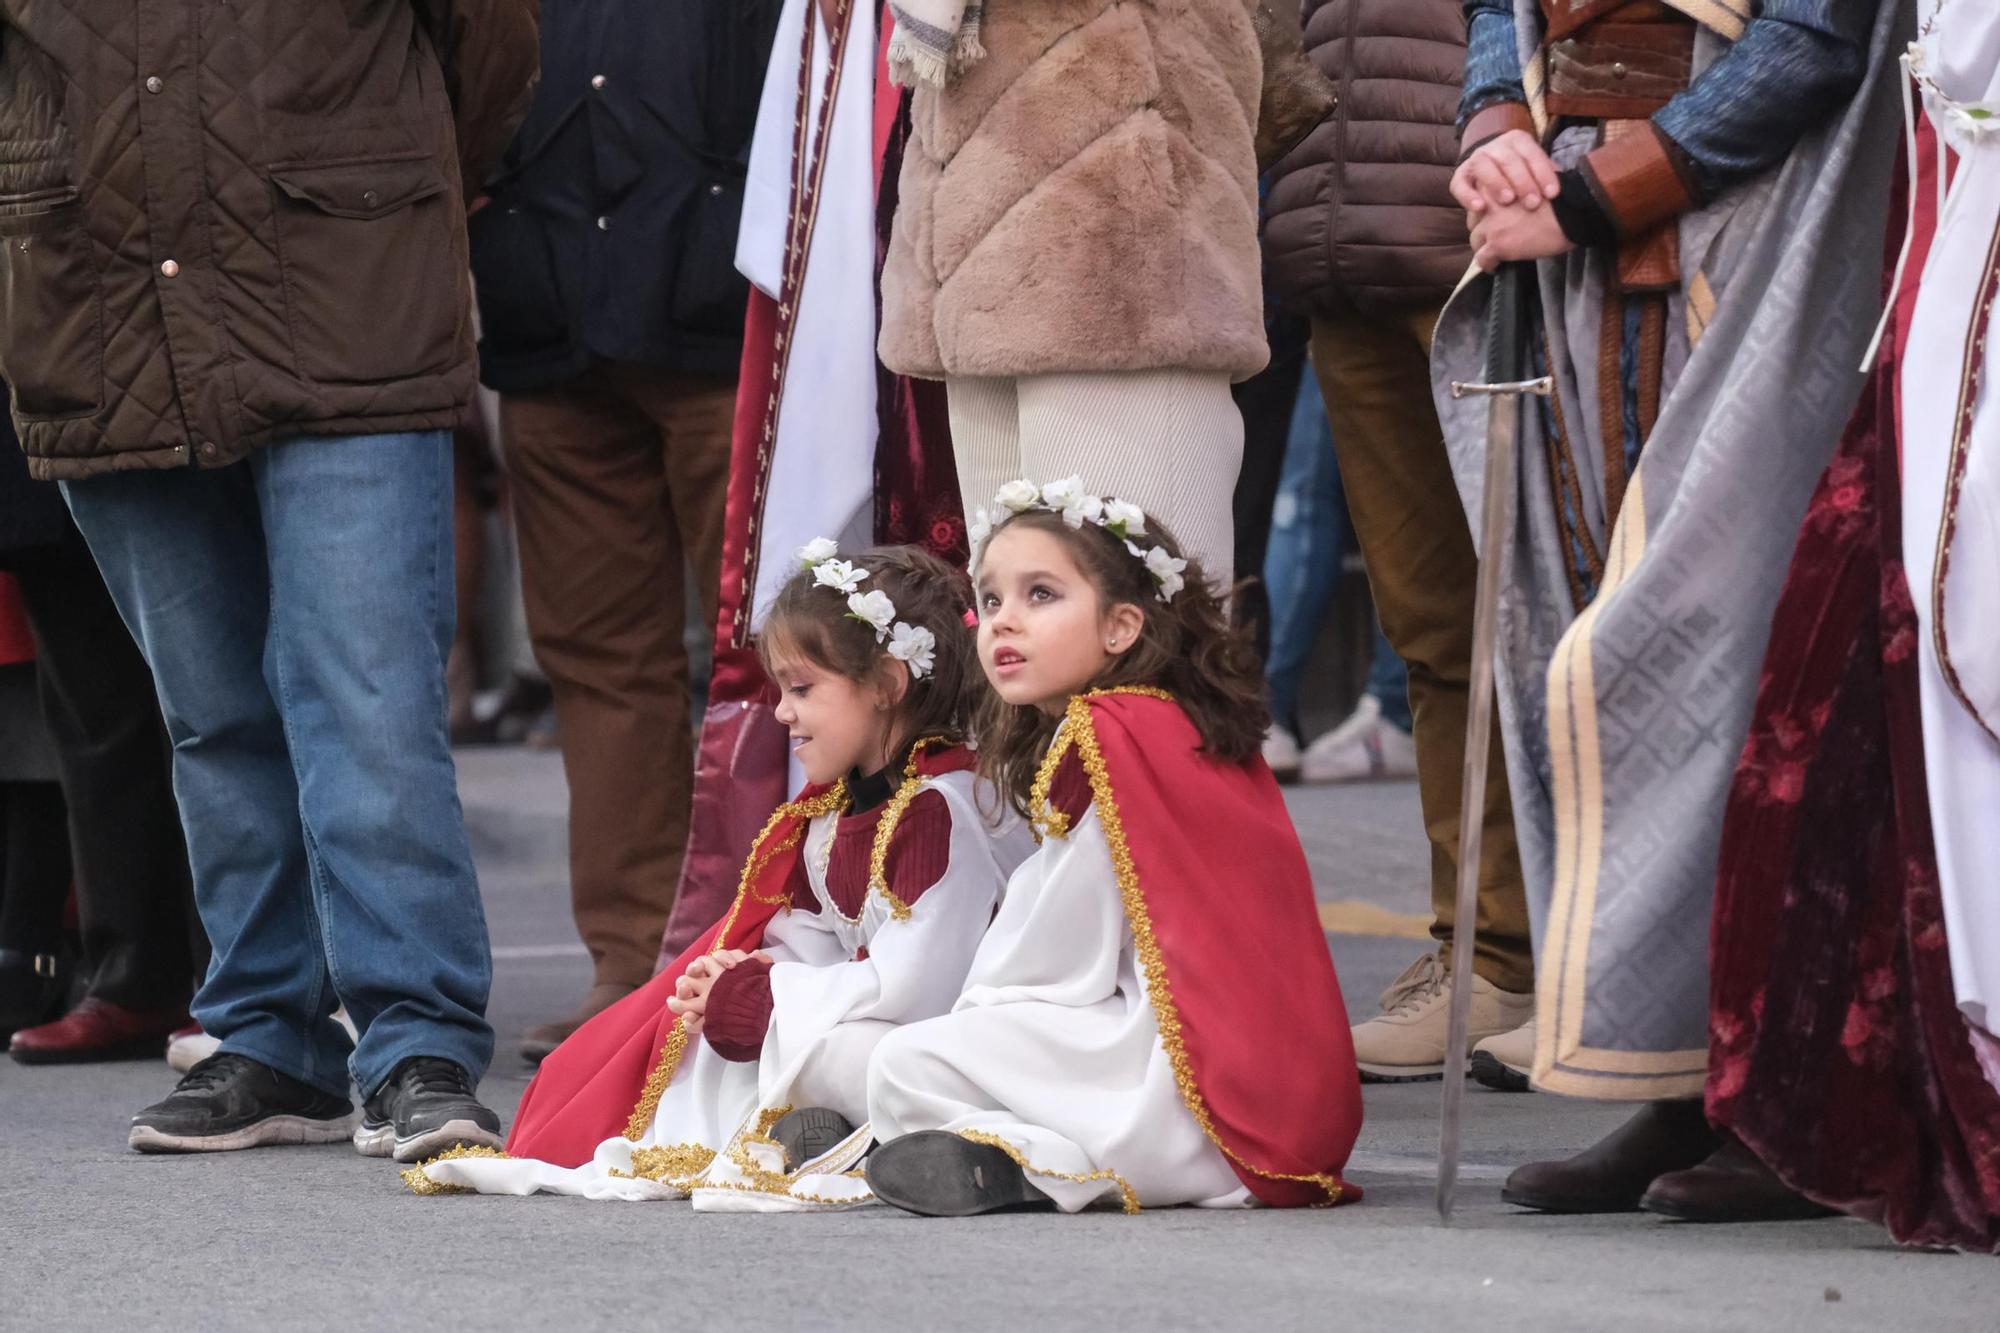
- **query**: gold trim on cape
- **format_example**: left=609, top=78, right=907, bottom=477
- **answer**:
left=1060, top=690, right=1346, bottom=1205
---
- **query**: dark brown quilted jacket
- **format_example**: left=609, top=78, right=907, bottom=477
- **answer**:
left=3, top=0, right=540, bottom=481
left=1262, top=0, right=1471, bottom=317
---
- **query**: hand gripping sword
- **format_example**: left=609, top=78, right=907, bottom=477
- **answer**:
left=1436, top=262, right=1549, bottom=1225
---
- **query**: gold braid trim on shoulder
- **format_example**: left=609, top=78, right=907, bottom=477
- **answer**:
left=957, top=1130, right=1140, bottom=1215
left=622, top=784, right=850, bottom=1140
left=1066, top=703, right=1347, bottom=1207
left=1029, top=717, right=1080, bottom=842
left=401, top=1143, right=509, bottom=1196
left=867, top=736, right=952, bottom=920
left=1030, top=690, right=1174, bottom=842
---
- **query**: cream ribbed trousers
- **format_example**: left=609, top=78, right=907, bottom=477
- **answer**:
left=946, top=370, right=1245, bottom=589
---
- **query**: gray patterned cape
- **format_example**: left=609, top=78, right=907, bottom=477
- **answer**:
left=1430, top=0, right=1908, bottom=1100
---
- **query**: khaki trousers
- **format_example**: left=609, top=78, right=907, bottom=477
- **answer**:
left=946, top=369, right=1246, bottom=589
left=502, top=364, right=734, bottom=989
left=1310, top=299, right=1533, bottom=994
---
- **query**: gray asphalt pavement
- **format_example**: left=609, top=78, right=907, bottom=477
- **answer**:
left=3, top=747, right=1995, bottom=1332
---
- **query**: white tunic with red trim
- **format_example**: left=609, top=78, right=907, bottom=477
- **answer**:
left=1902, top=1, right=2000, bottom=1045
left=421, top=767, right=1030, bottom=1204
left=866, top=743, right=1253, bottom=1212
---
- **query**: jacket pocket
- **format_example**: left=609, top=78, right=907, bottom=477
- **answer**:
left=668, top=176, right=751, bottom=335
left=0, top=189, right=103, bottom=420
left=267, top=154, right=460, bottom=384
left=467, top=199, right=569, bottom=362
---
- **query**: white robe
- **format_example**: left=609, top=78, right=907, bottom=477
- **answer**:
left=423, top=770, right=1031, bottom=1207
left=867, top=804, right=1253, bottom=1213
left=1901, top=1, right=2000, bottom=1043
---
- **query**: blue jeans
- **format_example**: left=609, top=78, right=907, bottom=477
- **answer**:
left=1263, top=378, right=1412, bottom=736
left=64, top=432, right=494, bottom=1098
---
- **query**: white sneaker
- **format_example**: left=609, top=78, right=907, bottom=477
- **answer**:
left=1471, top=1018, right=1536, bottom=1092
left=1300, top=695, right=1418, bottom=783
left=170, top=1009, right=360, bottom=1073
left=166, top=1026, right=222, bottom=1073
left=1349, top=953, right=1534, bottom=1082
left=1262, top=725, right=1303, bottom=783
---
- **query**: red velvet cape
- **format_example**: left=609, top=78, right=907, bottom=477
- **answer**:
left=1056, top=691, right=1363, bottom=1206
left=506, top=746, right=981, bottom=1169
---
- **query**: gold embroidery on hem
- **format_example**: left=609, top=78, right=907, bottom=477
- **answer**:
left=401, top=1143, right=510, bottom=1196
left=609, top=1141, right=717, bottom=1185
left=957, top=1129, right=1140, bottom=1215
left=692, top=1176, right=874, bottom=1207
left=623, top=784, right=851, bottom=1140
left=1065, top=694, right=1347, bottom=1207
left=864, top=736, right=952, bottom=922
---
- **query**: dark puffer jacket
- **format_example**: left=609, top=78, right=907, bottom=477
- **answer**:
left=1262, top=0, right=1470, bottom=317
left=1, top=0, right=540, bottom=481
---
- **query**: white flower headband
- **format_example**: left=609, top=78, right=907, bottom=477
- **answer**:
left=793, top=538, right=937, bottom=679
left=966, top=477, right=1188, bottom=603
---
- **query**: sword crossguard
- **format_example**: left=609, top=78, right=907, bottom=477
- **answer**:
left=1449, top=376, right=1554, bottom=400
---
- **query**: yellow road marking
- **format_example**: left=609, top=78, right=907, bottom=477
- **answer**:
left=1317, top=900, right=1433, bottom=940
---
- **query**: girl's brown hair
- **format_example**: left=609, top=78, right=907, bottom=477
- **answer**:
left=975, top=509, right=1270, bottom=815
left=758, top=545, right=979, bottom=751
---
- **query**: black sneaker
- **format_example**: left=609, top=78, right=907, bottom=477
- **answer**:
left=864, top=1130, right=1052, bottom=1217
left=353, top=1056, right=503, bottom=1162
left=770, top=1106, right=858, bottom=1171
left=128, top=1053, right=355, bottom=1153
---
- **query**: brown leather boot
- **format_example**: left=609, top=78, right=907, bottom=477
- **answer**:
left=1640, top=1138, right=1839, bottom=1222
left=519, top=982, right=633, bottom=1064
left=1502, top=1099, right=1719, bottom=1213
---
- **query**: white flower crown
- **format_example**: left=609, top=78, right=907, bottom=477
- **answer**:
left=792, top=539, right=937, bottom=679
left=966, top=477, right=1188, bottom=603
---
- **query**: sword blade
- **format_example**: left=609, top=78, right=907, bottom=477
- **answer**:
left=1435, top=267, right=1534, bottom=1225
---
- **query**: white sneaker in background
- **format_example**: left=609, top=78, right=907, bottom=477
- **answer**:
left=1262, top=725, right=1303, bottom=783
left=165, top=1025, right=221, bottom=1073
left=171, top=1009, right=361, bottom=1073
left=1300, top=695, right=1418, bottom=783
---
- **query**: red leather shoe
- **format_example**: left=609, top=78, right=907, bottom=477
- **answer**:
left=10, top=997, right=193, bottom=1065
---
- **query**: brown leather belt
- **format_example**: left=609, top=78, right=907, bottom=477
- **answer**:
left=1545, top=19, right=1696, bottom=121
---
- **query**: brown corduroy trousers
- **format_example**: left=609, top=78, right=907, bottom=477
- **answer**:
left=1310, top=298, right=1534, bottom=994
left=502, top=364, right=734, bottom=989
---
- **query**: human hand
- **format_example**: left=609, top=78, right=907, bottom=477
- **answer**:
left=1452, top=129, right=1560, bottom=216
left=1469, top=199, right=1574, bottom=270
left=668, top=958, right=722, bottom=1033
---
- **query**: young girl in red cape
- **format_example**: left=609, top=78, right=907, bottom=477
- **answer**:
left=408, top=546, right=1032, bottom=1206
left=863, top=479, right=1364, bottom=1214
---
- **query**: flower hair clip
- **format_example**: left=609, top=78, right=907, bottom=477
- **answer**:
left=793, top=539, right=938, bottom=679
left=967, top=477, right=1187, bottom=603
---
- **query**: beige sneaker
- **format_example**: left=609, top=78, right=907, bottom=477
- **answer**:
left=1471, top=1018, right=1536, bottom=1092
left=1350, top=953, right=1534, bottom=1082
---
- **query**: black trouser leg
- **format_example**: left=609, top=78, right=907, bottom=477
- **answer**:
left=1231, top=313, right=1310, bottom=662
left=0, top=777, right=71, bottom=955
left=13, top=533, right=203, bottom=1011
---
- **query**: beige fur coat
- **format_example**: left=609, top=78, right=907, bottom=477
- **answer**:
left=879, top=0, right=1268, bottom=383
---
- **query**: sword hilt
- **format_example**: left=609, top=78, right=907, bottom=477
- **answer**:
left=1449, top=376, right=1553, bottom=400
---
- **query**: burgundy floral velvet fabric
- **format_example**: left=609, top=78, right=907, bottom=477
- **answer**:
left=1706, top=124, right=2000, bottom=1252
